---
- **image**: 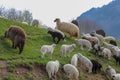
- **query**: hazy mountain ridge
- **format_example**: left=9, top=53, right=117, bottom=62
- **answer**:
left=77, top=0, right=120, bottom=39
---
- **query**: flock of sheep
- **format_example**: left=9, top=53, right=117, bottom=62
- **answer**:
left=4, top=18, right=120, bottom=80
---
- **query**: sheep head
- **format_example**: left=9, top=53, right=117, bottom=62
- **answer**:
left=54, top=18, right=60, bottom=22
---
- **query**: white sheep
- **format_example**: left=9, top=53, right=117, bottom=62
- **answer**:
left=71, top=54, right=78, bottom=67
left=111, top=46, right=120, bottom=56
left=46, top=60, right=59, bottom=79
left=112, top=74, right=120, bottom=80
left=40, top=44, right=56, bottom=59
left=60, top=44, right=76, bottom=57
left=104, top=36, right=116, bottom=41
left=91, top=31, right=104, bottom=44
left=106, top=65, right=116, bottom=79
left=75, top=39, right=92, bottom=51
left=54, top=18, right=80, bottom=38
left=101, top=47, right=112, bottom=60
left=103, top=42, right=114, bottom=51
left=77, top=53, right=93, bottom=73
left=63, top=64, right=79, bottom=80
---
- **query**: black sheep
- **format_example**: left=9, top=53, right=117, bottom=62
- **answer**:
left=109, top=40, right=117, bottom=46
left=113, top=55, right=120, bottom=65
left=48, top=30, right=65, bottom=44
left=91, top=60, right=102, bottom=73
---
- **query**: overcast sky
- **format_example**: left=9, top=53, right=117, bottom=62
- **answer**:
left=0, top=0, right=112, bottom=28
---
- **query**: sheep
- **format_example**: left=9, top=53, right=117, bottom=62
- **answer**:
left=47, top=28, right=65, bottom=44
left=54, top=18, right=80, bottom=38
left=31, top=19, right=41, bottom=28
left=111, top=46, right=120, bottom=56
left=82, top=36, right=99, bottom=47
left=40, top=44, right=56, bottom=59
left=112, top=74, right=120, bottom=80
left=77, top=53, right=93, bottom=73
left=103, top=42, right=114, bottom=51
left=90, top=59, right=102, bottom=73
left=60, top=44, right=76, bottom=57
left=62, top=64, right=79, bottom=80
left=96, top=29, right=106, bottom=37
left=101, top=47, right=112, bottom=60
left=46, top=60, right=59, bottom=79
left=5, top=25, right=26, bottom=54
left=104, top=36, right=116, bottom=41
left=71, top=54, right=78, bottom=67
left=93, top=43, right=101, bottom=55
left=109, top=40, right=117, bottom=46
left=75, top=39, right=92, bottom=51
left=91, top=31, right=104, bottom=45
left=106, top=65, right=116, bottom=79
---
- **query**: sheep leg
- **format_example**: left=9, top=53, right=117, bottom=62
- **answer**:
left=12, top=41, right=15, bottom=48
left=80, top=46, right=83, bottom=50
left=50, top=53, right=52, bottom=59
left=53, top=37, right=56, bottom=43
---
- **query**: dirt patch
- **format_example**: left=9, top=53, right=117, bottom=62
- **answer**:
left=0, top=60, right=7, bottom=77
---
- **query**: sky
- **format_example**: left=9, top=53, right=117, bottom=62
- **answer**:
left=0, top=0, right=112, bottom=28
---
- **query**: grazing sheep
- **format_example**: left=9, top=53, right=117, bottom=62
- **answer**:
left=96, top=29, right=106, bottom=37
left=75, top=39, right=92, bottom=51
left=54, top=18, right=80, bottom=38
left=106, top=65, right=116, bottom=79
left=47, top=28, right=65, bottom=44
left=82, top=36, right=99, bottom=47
left=90, top=59, right=102, bottom=73
left=93, top=43, right=101, bottom=55
left=103, top=42, right=114, bottom=51
left=5, top=25, right=26, bottom=54
left=91, top=31, right=104, bottom=45
left=63, top=64, right=79, bottom=80
left=104, top=36, right=116, bottom=41
left=109, top=40, right=117, bottom=46
left=46, top=60, right=59, bottom=79
left=31, top=19, right=41, bottom=28
left=101, top=47, right=112, bottom=60
left=60, top=44, right=76, bottom=57
left=40, top=44, right=56, bottom=59
left=71, top=54, right=78, bottom=67
left=77, top=53, right=93, bottom=73
left=112, top=74, right=120, bottom=80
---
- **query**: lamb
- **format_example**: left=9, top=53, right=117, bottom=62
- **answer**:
left=75, top=39, right=92, bottom=51
left=90, top=59, right=102, bottom=73
left=5, top=25, right=26, bottom=54
left=46, top=60, right=59, bottom=79
left=91, top=31, right=104, bottom=45
left=112, top=74, right=120, bottom=80
left=106, top=65, right=116, bottom=79
left=47, top=28, right=65, bottom=44
left=54, top=18, right=80, bottom=38
left=71, top=54, right=78, bottom=67
left=60, top=44, right=76, bottom=57
left=62, top=64, right=79, bottom=80
left=101, top=47, right=112, bottom=60
left=40, top=44, right=56, bottom=59
left=77, top=53, right=93, bottom=73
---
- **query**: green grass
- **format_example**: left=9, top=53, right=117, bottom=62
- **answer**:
left=0, top=17, right=120, bottom=80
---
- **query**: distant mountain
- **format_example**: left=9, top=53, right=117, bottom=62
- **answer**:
left=76, top=0, right=120, bottom=39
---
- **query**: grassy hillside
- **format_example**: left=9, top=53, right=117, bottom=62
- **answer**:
left=0, top=17, right=120, bottom=80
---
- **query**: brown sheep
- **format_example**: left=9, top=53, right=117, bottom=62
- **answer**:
left=5, top=25, right=26, bottom=54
